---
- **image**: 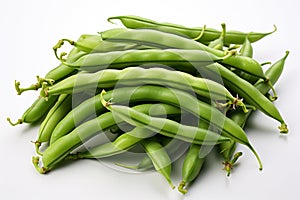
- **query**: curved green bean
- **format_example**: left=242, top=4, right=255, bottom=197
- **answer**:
left=7, top=95, right=58, bottom=126
left=33, top=103, right=220, bottom=173
left=200, top=63, right=288, bottom=133
left=34, top=94, right=72, bottom=155
left=220, top=51, right=289, bottom=175
left=101, top=90, right=262, bottom=170
left=141, top=137, right=175, bottom=189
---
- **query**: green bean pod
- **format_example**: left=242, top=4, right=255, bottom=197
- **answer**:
left=140, top=137, right=175, bottom=189
left=100, top=90, right=262, bottom=169
left=237, top=37, right=260, bottom=84
left=7, top=46, right=85, bottom=126
left=60, top=49, right=226, bottom=73
left=41, top=67, right=246, bottom=111
left=208, top=23, right=226, bottom=50
left=49, top=85, right=262, bottom=171
left=15, top=42, right=87, bottom=95
left=100, top=28, right=266, bottom=79
left=48, top=85, right=235, bottom=146
left=33, top=103, right=206, bottom=173
left=200, top=63, right=288, bottom=133
left=239, top=37, right=253, bottom=58
left=57, top=34, right=155, bottom=55
left=107, top=15, right=276, bottom=44
left=115, top=137, right=187, bottom=171
left=72, top=126, right=156, bottom=159
left=34, top=94, right=72, bottom=155
left=219, top=51, right=289, bottom=175
left=7, top=95, right=58, bottom=126
left=178, top=144, right=205, bottom=194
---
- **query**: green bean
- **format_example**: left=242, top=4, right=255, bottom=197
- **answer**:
left=15, top=45, right=86, bottom=95
left=70, top=126, right=156, bottom=159
left=178, top=144, right=205, bottom=194
left=7, top=95, right=58, bottom=126
left=48, top=84, right=261, bottom=170
left=208, top=23, right=226, bottom=50
left=60, top=49, right=229, bottom=73
left=100, top=28, right=266, bottom=79
left=48, top=85, right=231, bottom=146
left=219, top=51, right=289, bottom=175
left=114, top=137, right=187, bottom=171
left=178, top=122, right=211, bottom=194
left=98, top=97, right=231, bottom=148
left=55, top=34, right=155, bottom=58
left=107, top=15, right=276, bottom=44
left=41, top=67, right=247, bottom=111
left=237, top=37, right=261, bottom=84
left=200, top=63, right=288, bottom=133
left=32, top=103, right=190, bottom=173
left=34, top=94, right=72, bottom=155
left=100, top=90, right=262, bottom=169
left=140, top=137, right=175, bottom=189
left=239, top=37, right=253, bottom=58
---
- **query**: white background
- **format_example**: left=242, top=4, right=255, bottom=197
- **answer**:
left=1, top=0, right=300, bottom=199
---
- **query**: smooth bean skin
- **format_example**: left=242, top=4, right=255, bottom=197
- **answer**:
left=35, top=94, right=72, bottom=154
left=239, top=37, right=253, bottom=58
left=178, top=121, right=210, bottom=194
left=200, top=63, right=288, bottom=133
left=107, top=15, right=276, bottom=44
left=45, top=48, right=86, bottom=82
left=178, top=144, right=204, bottom=194
left=42, top=67, right=241, bottom=106
left=73, top=127, right=156, bottom=159
left=7, top=95, right=58, bottom=126
left=141, top=137, right=175, bottom=189
left=100, top=28, right=266, bottom=79
left=219, top=51, right=289, bottom=174
left=237, top=37, right=260, bottom=84
left=38, top=103, right=187, bottom=171
left=208, top=23, right=226, bottom=50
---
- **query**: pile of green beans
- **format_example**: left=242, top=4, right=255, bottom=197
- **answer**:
left=8, top=15, right=290, bottom=195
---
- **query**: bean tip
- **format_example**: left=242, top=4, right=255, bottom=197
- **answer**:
left=178, top=181, right=188, bottom=194
left=279, top=123, right=288, bottom=134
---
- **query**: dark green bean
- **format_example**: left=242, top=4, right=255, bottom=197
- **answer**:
left=107, top=15, right=276, bottom=44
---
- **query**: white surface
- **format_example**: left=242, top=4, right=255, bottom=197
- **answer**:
left=1, top=0, right=300, bottom=199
